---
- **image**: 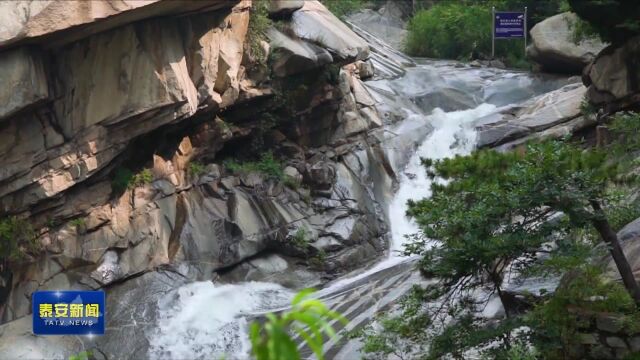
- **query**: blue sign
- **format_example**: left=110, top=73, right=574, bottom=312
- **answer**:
left=494, top=12, right=525, bottom=38
left=32, top=290, right=105, bottom=335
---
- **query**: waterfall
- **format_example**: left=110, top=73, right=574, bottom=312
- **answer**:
left=146, top=62, right=568, bottom=359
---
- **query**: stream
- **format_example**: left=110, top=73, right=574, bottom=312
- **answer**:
left=145, top=60, right=573, bottom=359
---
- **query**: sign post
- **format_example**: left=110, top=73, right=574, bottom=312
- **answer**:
left=492, top=8, right=527, bottom=59
left=491, top=7, right=495, bottom=58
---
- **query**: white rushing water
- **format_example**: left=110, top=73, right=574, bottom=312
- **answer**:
left=146, top=62, right=563, bottom=359
left=322, top=102, right=496, bottom=291
left=148, top=102, right=497, bottom=360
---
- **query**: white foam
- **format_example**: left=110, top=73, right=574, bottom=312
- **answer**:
left=148, top=281, right=294, bottom=359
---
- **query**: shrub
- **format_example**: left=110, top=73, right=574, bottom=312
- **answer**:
left=188, top=161, right=206, bottom=178
left=69, top=218, right=86, bottom=234
left=310, top=249, right=327, bottom=268
left=69, top=351, right=92, bottom=360
left=291, top=227, right=310, bottom=249
left=568, top=0, right=640, bottom=44
left=131, top=169, right=153, bottom=188
left=580, top=96, right=598, bottom=115
left=528, top=265, right=640, bottom=358
left=404, top=0, right=567, bottom=67
left=322, top=0, right=365, bottom=19
left=111, top=168, right=153, bottom=193
left=248, top=0, right=272, bottom=66
left=0, top=216, right=37, bottom=262
left=111, top=168, right=134, bottom=193
left=225, top=152, right=284, bottom=180
left=405, top=3, right=492, bottom=60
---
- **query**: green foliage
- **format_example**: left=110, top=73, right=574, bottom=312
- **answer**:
left=398, top=136, right=640, bottom=357
left=0, top=216, right=37, bottom=262
left=111, top=168, right=153, bottom=193
left=225, top=152, right=284, bottom=180
left=404, top=0, right=567, bottom=67
left=310, top=249, right=327, bottom=268
left=353, top=299, right=431, bottom=360
left=249, top=289, right=347, bottom=360
left=322, top=0, right=365, bottom=19
left=610, top=112, right=640, bottom=157
left=323, top=64, right=341, bottom=86
left=580, top=96, right=598, bottom=116
left=568, top=15, right=599, bottom=44
left=70, top=218, right=85, bottom=228
left=405, top=3, right=492, bottom=60
left=355, top=285, right=524, bottom=360
left=528, top=265, right=640, bottom=358
left=248, top=0, right=272, bottom=66
left=291, top=227, right=312, bottom=250
left=283, top=175, right=300, bottom=190
left=501, top=342, right=540, bottom=360
left=70, top=218, right=86, bottom=234
left=406, top=141, right=604, bottom=297
left=188, top=161, right=206, bottom=178
left=68, top=351, right=92, bottom=360
left=111, top=168, right=134, bottom=193
left=131, top=169, right=153, bottom=187
left=568, top=0, right=640, bottom=44
left=604, top=190, right=640, bottom=232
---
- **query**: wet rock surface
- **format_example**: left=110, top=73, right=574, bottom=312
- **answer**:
left=475, top=82, right=586, bottom=148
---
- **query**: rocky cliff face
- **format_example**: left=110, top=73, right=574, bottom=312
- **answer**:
left=0, top=0, right=396, bottom=328
left=583, top=35, right=640, bottom=113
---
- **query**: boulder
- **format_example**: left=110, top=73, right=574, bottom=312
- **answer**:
left=346, top=19, right=415, bottom=79
left=583, top=35, right=640, bottom=111
left=527, top=12, right=607, bottom=74
left=268, top=0, right=304, bottom=18
left=497, top=115, right=597, bottom=152
left=0, top=0, right=235, bottom=48
left=183, top=2, right=251, bottom=108
left=283, top=166, right=303, bottom=183
left=476, top=83, right=586, bottom=148
left=267, top=28, right=333, bottom=77
left=305, top=161, right=336, bottom=190
left=0, top=315, right=84, bottom=359
left=291, top=1, right=369, bottom=62
left=355, top=60, right=375, bottom=79
left=52, top=19, right=198, bottom=138
left=0, top=47, right=48, bottom=120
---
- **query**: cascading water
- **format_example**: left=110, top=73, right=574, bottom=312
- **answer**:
left=147, top=62, right=571, bottom=359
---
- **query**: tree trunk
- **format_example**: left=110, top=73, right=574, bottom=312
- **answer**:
left=590, top=200, right=640, bottom=305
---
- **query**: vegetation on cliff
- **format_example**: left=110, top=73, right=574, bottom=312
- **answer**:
left=568, top=0, right=640, bottom=44
left=322, top=0, right=367, bottom=19
left=225, top=152, right=285, bottom=180
left=0, top=217, right=37, bottom=262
